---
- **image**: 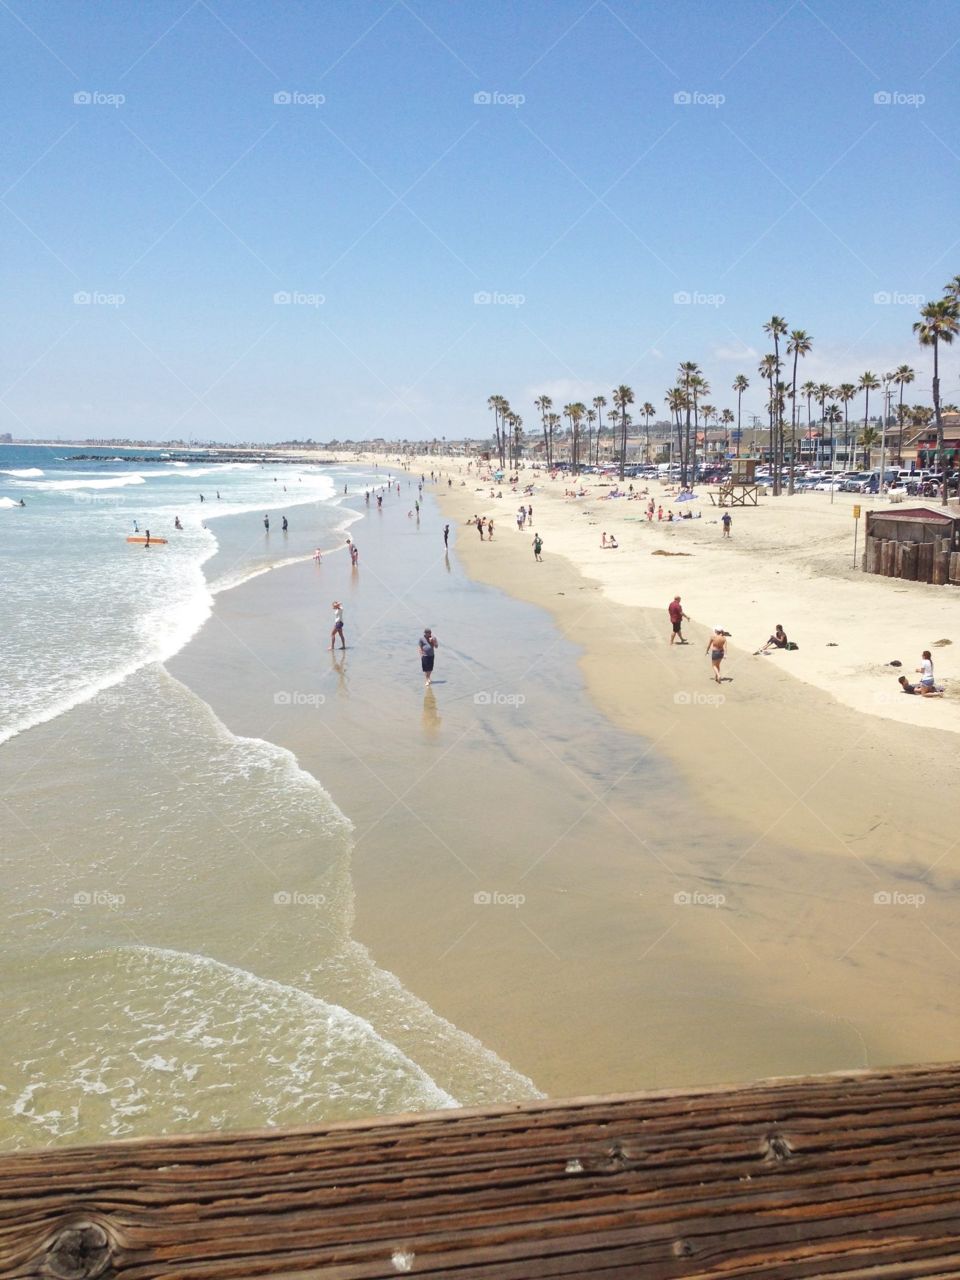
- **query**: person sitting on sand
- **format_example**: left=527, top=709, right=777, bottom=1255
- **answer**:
left=757, top=625, right=788, bottom=654
left=917, top=650, right=936, bottom=692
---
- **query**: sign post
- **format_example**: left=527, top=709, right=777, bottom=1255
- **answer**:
left=853, top=504, right=861, bottom=569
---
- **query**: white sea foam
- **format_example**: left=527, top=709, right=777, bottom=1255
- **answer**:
left=0, top=497, right=22, bottom=509
left=34, top=474, right=146, bottom=490
left=0, top=467, right=44, bottom=477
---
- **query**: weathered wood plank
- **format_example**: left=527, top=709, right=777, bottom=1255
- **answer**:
left=4, top=1064, right=960, bottom=1278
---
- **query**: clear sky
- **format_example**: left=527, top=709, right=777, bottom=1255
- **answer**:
left=2, top=0, right=958, bottom=442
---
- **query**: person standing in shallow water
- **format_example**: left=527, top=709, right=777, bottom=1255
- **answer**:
left=419, top=628, right=438, bottom=687
left=329, top=601, right=345, bottom=651
left=443, top=524, right=450, bottom=549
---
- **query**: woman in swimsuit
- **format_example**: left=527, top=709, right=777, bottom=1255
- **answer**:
left=706, top=627, right=727, bottom=683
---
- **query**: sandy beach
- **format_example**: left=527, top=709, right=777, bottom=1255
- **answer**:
left=167, top=465, right=960, bottom=1101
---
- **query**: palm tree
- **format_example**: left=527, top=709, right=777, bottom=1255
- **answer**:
left=513, top=415, right=523, bottom=465
left=487, top=394, right=506, bottom=466
left=732, top=374, right=749, bottom=458
left=593, top=395, right=607, bottom=465
left=586, top=408, right=596, bottom=467
left=786, top=329, right=813, bottom=493
left=859, top=426, right=880, bottom=469
left=835, top=384, right=856, bottom=468
left=677, top=363, right=699, bottom=485
left=758, top=355, right=778, bottom=471
left=799, top=379, right=817, bottom=462
left=665, top=387, right=686, bottom=471
left=914, top=298, right=960, bottom=503
left=612, top=385, right=634, bottom=480
left=641, top=402, right=655, bottom=463
left=763, top=316, right=788, bottom=490
left=857, top=373, right=880, bottom=474
left=535, top=394, right=553, bottom=465
left=547, top=412, right=561, bottom=463
left=720, top=408, right=734, bottom=458
left=825, top=403, right=843, bottom=486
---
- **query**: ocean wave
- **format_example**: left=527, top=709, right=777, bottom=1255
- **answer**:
left=0, top=467, right=44, bottom=477
left=34, top=474, right=147, bottom=491
left=0, top=945, right=457, bottom=1147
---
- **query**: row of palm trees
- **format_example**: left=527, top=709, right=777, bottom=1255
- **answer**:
left=486, top=274, right=959, bottom=501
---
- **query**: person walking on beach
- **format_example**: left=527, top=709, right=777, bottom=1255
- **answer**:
left=350, top=542, right=359, bottom=567
left=533, top=533, right=543, bottom=562
left=668, top=596, right=689, bottom=645
left=477, top=517, right=485, bottom=541
left=721, top=512, right=732, bottom=538
left=282, top=516, right=288, bottom=532
left=418, top=627, right=438, bottom=687
left=329, top=601, right=346, bottom=651
left=443, top=523, right=450, bottom=549
left=263, top=514, right=269, bottom=531
left=706, top=627, right=728, bottom=683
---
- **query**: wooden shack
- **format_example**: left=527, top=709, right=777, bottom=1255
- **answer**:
left=4, top=1062, right=960, bottom=1277
left=864, top=506, right=960, bottom=584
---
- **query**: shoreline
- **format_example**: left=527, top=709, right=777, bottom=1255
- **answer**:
left=167, top=470, right=960, bottom=1100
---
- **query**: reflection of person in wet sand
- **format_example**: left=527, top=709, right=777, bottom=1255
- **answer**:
left=422, top=687, right=440, bottom=734
left=706, top=627, right=728, bottom=682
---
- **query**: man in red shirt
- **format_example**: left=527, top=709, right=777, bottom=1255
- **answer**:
left=668, top=595, right=689, bottom=646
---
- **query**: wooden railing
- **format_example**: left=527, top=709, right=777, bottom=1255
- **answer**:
left=3, top=1063, right=960, bottom=1277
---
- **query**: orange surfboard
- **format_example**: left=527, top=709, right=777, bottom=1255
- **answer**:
left=126, top=536, right=168, bottom=544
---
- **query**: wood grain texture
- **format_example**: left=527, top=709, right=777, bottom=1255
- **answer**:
left=2, top=1064, right=960, bottom=1278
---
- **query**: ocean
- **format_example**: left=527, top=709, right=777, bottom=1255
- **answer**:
left=0, top=445, right=537, bottom=1149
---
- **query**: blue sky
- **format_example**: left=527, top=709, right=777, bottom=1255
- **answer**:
left=2, top=0, right=958, bottom=442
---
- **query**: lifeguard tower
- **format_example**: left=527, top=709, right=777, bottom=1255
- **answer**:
left=710, top=457, right=761, bottom=506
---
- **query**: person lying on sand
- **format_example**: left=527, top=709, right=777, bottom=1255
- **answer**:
left=898, top=675, right=943, bottom=697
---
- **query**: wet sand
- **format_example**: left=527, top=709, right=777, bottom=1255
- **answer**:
left=169, top=480, right=960, bottom=1098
